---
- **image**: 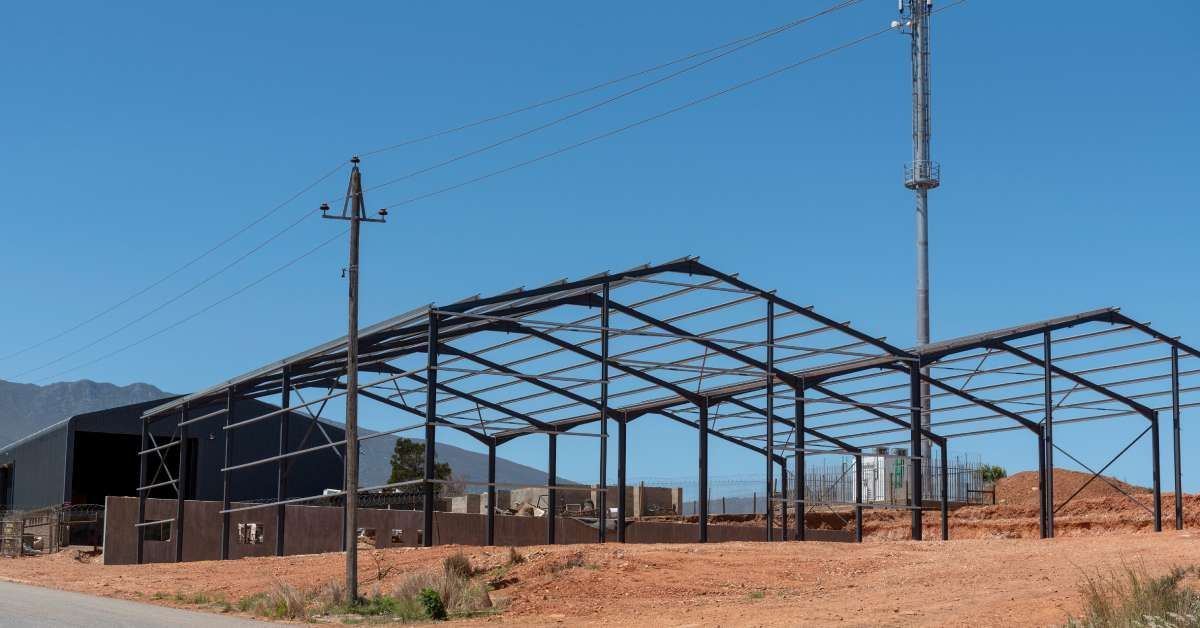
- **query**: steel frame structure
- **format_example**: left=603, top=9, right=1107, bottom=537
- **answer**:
left=135, top=258, right=1197, bottom=561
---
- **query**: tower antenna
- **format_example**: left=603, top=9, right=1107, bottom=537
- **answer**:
left=899, top=0, right=939, bottom=514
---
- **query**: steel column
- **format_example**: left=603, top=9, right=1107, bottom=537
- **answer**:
left=1043, top=332, right=1055, bottom=538
left=275, top=369, right=290, bottom=557
left=795, top=393, right=806, bottom=541
left=1037, top=427, right=1048, bottom=538
left=854, top=455, right=864, bottom=543
left=617, top=415, right=627, bottom=542
left=423, top=313, right=439, bottom=548
left=698, top=401, right=709, bottom=543
left=486, top=442, right=496, bottom=546
left=136, top=417, right=148, bottom=565
left=780, top=464, right=789, bottom=541
left=547, top=433, right=557, bottom=545
left=765, top=301, right=775, bottom=542
left=598, top=282, right=609, bottom=543
left=1173, top=346, right=1184, bottom=530
left=908, top=366, right=923, bottom=540
left=1152, top=412, right=1163, bottom=532
left=175, top=407, right=189, bottom=563
left=220, top=388, right=235, bottom=560
left=940, top=440, right=949, bottom=541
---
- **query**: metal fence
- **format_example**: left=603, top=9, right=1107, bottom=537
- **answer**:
left=0, top=504, right=104, bottom=557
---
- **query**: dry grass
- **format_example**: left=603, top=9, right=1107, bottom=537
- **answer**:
left=1066, top=565, right=1200, bottom=627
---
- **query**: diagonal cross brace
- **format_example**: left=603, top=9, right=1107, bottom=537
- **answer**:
left=356, top=388, right=493, bottom=446
left=1052, top=426, right=1154, bottom=518
left=405, top=373, right=554, bottom=432
left=993, top=342, right=1156, bottom=420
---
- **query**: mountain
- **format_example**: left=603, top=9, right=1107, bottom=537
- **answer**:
left=356, top=426, right=572, bottom=489
left=0, top=378, right=569, bottom=489
left=0, top=379, right=172, bottom=445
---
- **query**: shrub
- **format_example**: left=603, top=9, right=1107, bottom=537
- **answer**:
left=507, top=546, right=525, bottom=565
left=443, top=552, right=474, bottom=579
left=1065, top=565, right=1200, bottom=627
left=420, top=588, right=447, bottom=620
left=980, top=464, right=1008, bottom=485
left=394, top=568, right=492, bottom=616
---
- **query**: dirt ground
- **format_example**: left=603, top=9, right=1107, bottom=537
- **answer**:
left=0, top=471, right=1191, bottom=626
left=1, top=529, right=1199, bottom=626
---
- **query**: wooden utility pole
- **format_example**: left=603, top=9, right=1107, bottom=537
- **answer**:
left=322, top=156, right=386, bottom=602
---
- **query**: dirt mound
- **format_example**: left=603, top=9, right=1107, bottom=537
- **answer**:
left=995, top=468, right=1148, bottom=506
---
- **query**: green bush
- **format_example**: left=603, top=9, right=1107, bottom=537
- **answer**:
left=980, top=464, right=1008, bottom=484
left=420, top=588, right=447, bottom=620
left=1065, top=565, right=1200, bottom=627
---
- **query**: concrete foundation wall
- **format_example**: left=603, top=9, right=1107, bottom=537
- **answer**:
left=103, top=496, right=851, bottom=565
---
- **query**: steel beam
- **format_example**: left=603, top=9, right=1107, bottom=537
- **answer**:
left=617, top=414, right=627, bottom=543
left=547, top=433, right=557, bottom=545
left=599, top=283, right=610, bottom=543
left=175, top=407, right=189, bottom=563
left=1037, top=426, right=1048, bottom=538
left=1042, top=332, right=1055, bottom=539
left=1152, top=412, right=1163, bottom=532
left=422, top=314, right=438, bottom=547
left=699, top=401, right=709, bottom=543
left=486, top=442, right=496, bottom=546
left=940, top=439, right=949, bottom=541
left=136, top=417, right=148, bottom=565
left=275, top=369, right=290, bottom=557
left=780, top=463, right=789, bottom=541
left=220, top=388, right=234, bottom=560
left=1173, top=346, right=1184, bottom=530
left=796, top=394, right=806, bottom=541
left=766, top=301, right=775, bottom=542
left=908, top=367, right=923, bottom=540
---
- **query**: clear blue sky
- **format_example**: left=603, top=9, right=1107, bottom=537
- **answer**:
left=2, top=2, right=1197, bottom=492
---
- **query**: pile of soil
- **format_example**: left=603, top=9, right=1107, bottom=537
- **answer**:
left=995, top=469, right=1149, bottom=506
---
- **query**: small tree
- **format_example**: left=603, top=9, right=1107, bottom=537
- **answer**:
left=979, top=464, right=1007, bottom=485
left=388, top=438, right=452, bottom=495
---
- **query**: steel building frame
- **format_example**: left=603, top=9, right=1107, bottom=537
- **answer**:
left=135, top=258, right=1197, bottom=561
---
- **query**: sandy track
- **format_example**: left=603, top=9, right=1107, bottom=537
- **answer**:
left=1, top=530, right=1199, bottom=626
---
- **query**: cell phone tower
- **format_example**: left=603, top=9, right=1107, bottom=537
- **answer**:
left=896, top=0, right=940, bottom=475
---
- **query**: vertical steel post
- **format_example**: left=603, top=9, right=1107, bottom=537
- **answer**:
left=1043, top=332, right=1055, bottom=538
left=1037, top=427, right=1048, bottom=539
left=1152, top=411, right=1163, bottom=532
left=486, top=441, right=496, bottom=546
left=275, top=368, right=290, bottom=557
left=909, top=366, right=923, bottom=540
left=940, top=439, right=949, bottom=541
left=854, top=452, right=864, bottom=543
left=780, top=463, right=789, bottom=541
left=906, top=0, right=937, bottom=484
left=136, top=417, right=149, bottom=565
left=617, top=415, right=627, bottom=542
left=220, top=388, right=235, bottom=560
left=698, top=401, right=709, bottom=543
left=598, top=283, right=610, bottom=543
left=547, top=433, right=557, bottom=545
left=795, top=392, right=806, bottom=541
left=1173, top=346, right=1183, bottom=530
left=765, top=301, right=775, bottom=542
left=423, top=313, right=439, bottom=548
left=175, top=406, right=189, bottom=563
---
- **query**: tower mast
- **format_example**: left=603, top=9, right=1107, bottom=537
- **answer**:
left=902, top=0, right=939, bottom=476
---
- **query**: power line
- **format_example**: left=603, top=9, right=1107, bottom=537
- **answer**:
left=8, top=3, right=859, bottom=381
left=5, top=4, right=855, bottom=376
left=381, top=28, right=895, bottom=210
left=10, top=204, right=329, bottom=380
left=380, top=0, right=969, bottom=211
left=359, top=0, right=864, bottom=198
left=356, top=1, right=866, bottom=159
left=0, top=160, right=348, bottom=363
left=36, top=229, right=348, bottom=383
